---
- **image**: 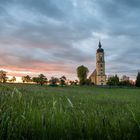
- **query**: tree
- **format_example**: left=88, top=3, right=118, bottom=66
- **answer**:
left=32, top=74, right=47, bottom=85
left=22, top=75, right=31, bottom=83
left=107, top=75, right=119, bottom=86
left=32, top=77, right=40, bottom=84
left=119, top=80, right=132, bottom=87
left=77, top=65, right=89, bottom=85
left=136, top=72, right=140, bottom=87
left=9, top=76, right=16, bottom=83
left=0, top=70, right=8, bottom=83
left=60, top=76, right=66, bottom=86
left=38, top=74, right=47, bottom=86
left=49, top=77, right=59, bottom=86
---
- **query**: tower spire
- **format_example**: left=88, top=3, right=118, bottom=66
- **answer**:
left=99, top=40, right=102, bottom=48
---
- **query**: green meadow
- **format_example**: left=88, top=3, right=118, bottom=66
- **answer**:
left=0, top=84, right=140, bottom=140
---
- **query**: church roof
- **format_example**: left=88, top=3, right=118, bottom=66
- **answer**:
left=97, top=41, right=104, bottom=53
left=89, top=69, right=97, bottom=78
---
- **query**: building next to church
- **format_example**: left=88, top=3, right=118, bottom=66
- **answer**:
left=89, top=41, right=106, bottom=85
left=120, top=75, right=130, bottom=81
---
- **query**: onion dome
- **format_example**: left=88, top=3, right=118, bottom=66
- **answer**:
left=97, top=41, right=104, bottom=53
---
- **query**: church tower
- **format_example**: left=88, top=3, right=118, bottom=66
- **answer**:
left=96, top=41, right=106, bottom=85
left=89, top=41, right=106, bottom=85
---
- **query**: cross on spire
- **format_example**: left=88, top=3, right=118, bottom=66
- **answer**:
left=98, top=40, right=102, bottom=48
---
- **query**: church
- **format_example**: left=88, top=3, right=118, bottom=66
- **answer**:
left=89, top=41, right=106, bottom=85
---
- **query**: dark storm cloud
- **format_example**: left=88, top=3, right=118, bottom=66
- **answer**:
left=0, top=0, right=139, bottom=79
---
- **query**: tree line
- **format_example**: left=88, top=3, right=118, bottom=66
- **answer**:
left=22, top=74, right=68, bottom=86
left=0, top=67, right=140, bottom=87
left=0, top=70, right=78, bottom=86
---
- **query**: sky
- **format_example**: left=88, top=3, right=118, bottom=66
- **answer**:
left=0, top=0, right=140, bottom=81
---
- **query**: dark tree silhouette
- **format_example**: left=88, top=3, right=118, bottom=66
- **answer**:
left=107, top=75, right=119, bottom=86
left=22, top=75, right=31, bottom=83
left=136, top=72, right=140, bottom=87
left=60, top=76, right=66, bottom=86
left=37, top=74, right=47, bottom=86
left=118, top=80, right=132, bottom=87
left=32, top=77, right=40, bottom=84
left=49, top=77, right=59, bottom=86
left=77, top=65, right=89, bottom=85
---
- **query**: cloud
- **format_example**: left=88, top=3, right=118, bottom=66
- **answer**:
left=0, top=0, right=139, bottom=80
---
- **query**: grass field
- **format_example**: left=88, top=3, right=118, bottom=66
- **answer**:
left=0, top=84, right=140, bottom=140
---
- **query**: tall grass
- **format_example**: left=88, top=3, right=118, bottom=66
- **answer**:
left=0, top=84, right=140, bottom=139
